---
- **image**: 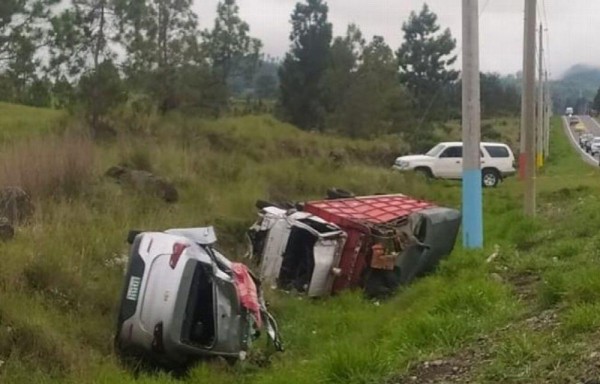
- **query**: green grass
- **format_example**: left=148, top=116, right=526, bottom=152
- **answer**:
left=0, top=102, right=65, bottom=141
left=0, top=111, right=600, bottom=383
left=444, top=116, right=521, bottom=149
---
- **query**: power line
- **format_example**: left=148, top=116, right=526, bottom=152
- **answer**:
left=539, top=0, right=552, bottom=78
left=480, top=0, right=492, bottom=16
left=541, top=0, right=549, bottom=27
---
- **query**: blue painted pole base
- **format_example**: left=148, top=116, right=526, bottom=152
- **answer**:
left=462, top=169, right=483, bottom=248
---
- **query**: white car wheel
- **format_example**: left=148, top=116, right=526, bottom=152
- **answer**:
left=482, top=170, right=499, bottom=188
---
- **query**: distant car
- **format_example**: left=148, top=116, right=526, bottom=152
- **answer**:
left=570, top=116, right=580, bottom=126
left=584, top=136, right=595, bottom=153
left=566, top=107, right=574, bottom=116
left=393, top=142, right=516, bottom=188
left=579, top=133, right=593, bottom=149
left=575, top=123, right=586, bottom=133
left=590, top=137, right=600, bottom=155
left=115, top=226, right=283, bottom=368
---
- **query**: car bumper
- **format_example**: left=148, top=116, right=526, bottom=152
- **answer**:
left=115, top=236, right=146, bottom=348
left=502, top=170, right=517, bottom=179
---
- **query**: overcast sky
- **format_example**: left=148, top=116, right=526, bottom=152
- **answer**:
left=193, top=0, right=600, bottom=79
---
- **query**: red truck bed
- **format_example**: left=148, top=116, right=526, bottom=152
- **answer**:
left=304, top=194, right=435, bottom=293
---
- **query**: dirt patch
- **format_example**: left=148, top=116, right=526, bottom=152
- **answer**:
left=523, top=309, right=560, bottom=331
left=539, top=202, right=570, bottom=222
left=389, top=339, right=491, bottom=384
left=505, top=272, right=541, bottom=303
left=580, top=350, right=600, bottom=384
left=563, top=331, right=600, bottom=384
left=388, top=272, right=557, bottom=384
left=395, top=356, right=473, bottom=383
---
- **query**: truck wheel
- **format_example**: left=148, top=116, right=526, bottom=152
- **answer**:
left=482, top=169, right=500, bottom=188
left=414, top=167, right=432, bottom=180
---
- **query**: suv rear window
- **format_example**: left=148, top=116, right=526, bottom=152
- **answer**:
left=484, top=145, right=510, bottom=158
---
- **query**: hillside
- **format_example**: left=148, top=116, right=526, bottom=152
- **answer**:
left=0, top=102, right=65, bottom=141
left=552, top=64, right=600, bottom=114
left=0, top=108, right=599, bottom=383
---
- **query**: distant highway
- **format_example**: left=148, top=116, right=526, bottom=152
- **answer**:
left=563, top=115, right=600, bottom=167
left=580, top=115, right=600, bottom=136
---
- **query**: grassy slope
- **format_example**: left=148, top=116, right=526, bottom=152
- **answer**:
left=0, top=102, right=65, bottom=141
left=0, top=108, right=598, bottom=383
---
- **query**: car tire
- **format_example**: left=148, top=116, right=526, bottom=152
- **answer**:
left=414, top=167, right=433, bottom=180
left=482, top=169, right=500, bottom=188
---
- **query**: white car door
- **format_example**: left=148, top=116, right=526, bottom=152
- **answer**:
left=435, top=146, right=463, bottom=179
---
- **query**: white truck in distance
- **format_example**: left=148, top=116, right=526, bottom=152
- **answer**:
left=565, top=107, right=573, bottom=116
left=393, top=142, right=516, bottom=188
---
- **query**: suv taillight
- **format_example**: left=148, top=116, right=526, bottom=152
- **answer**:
left=169, top=242, right=189, bottom=269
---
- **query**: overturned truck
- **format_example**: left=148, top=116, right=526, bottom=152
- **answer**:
left=248, top=194, right=461, bottom=299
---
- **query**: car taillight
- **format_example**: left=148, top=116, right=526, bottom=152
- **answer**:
left=169, top=242, right=189, bottom=269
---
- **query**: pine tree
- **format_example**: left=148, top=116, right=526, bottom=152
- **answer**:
left=397, top=4, right=458, bottom=117
left=278, top=0, right=332, bottom=130
left=203, top=0, right=262, bottom=88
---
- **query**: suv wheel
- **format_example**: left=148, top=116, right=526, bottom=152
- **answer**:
left=482, top=169, right=500, bottom=188
left=414, top=167, right=433, bottom=180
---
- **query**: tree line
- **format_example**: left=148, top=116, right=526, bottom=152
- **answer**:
left=277, top=0, right=521, bottom=146
left=0, top=0, right=521, bottom=143
left=0, top=0, right=268, bottom=135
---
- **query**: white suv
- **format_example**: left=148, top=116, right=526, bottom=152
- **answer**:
left=393, top=142, right=516, bottom=187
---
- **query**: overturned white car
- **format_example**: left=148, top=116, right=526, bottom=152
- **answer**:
left=115, top=226, right=283, bottom=368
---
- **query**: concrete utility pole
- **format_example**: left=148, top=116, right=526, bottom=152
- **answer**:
left=461, top=0, right=483, bottom=248
left=544, top=70, right=551, bottom=158
left=522, top=0, right=537, bottom=217
left=537, top=24, right=544, bottom=168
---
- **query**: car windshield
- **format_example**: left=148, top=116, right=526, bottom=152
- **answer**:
left=593, top=138, right=600, bottom=143
left=426, top=144, right=445, bottom=157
